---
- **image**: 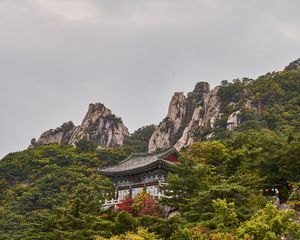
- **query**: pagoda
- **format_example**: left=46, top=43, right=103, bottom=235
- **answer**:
left=99, top=147, right=179, bottom=207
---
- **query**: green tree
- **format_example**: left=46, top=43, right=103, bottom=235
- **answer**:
left=237, top=203, right=300, bottom=240
left=114, top=211, right=138, bottom=235
left=75, top=139, right=97, bottom=153
left=161, top=156, right=210, bottom=209
left=170, top=227, right=207, bottom=240
left=100, top=227, right=160, bottom=240
left=123, top=125, right=156, bottom=153
left=210, top=199, right=238, bottom=231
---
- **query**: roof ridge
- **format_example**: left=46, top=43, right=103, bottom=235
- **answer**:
left=131, top=146, right=175, bottom=157
left=118, top=154, right=134, bottom=164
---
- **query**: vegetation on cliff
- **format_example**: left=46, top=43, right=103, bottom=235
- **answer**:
left=216, top=68, right=300, bottom=136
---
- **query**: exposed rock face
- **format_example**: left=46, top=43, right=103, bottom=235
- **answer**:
left=31, top=121, right=76, bottom=147
left=69, top=103, right=129, bottom=147
left=148, top=92, right=186, bottom=152
left=149, top=80, right=257, bottom=152
left=226, top=110, right=241, bottom=131
left=185, top=82, right=210, bottom=125
left=284, top=58, right=300, bottom=71
left=32, top=103, right=129, bottom=148
left=175, top=86, right=221, bottom=150
left=148, top=82, right=214, bottom=152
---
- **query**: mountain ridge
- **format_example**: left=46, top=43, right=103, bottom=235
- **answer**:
left=31, top=58, right=300, bottom=153
left=148, top=57, right=300, bottom=152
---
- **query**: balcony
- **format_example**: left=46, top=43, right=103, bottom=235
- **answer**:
left=101, top=192, right=167, bottom=210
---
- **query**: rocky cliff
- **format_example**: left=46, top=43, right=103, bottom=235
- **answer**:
left=148, top=92, right=186, bottom=152
left=31, top=103, right=129, bottom=148
left=284, top=58, right=300, bottom=72
left=175, top=85, right=221, bottom=150
left=148, top=81, right=256, bottom=152
left=31, top=121, right=76, bottom=146
left=31, top=58, right=300, bottom=153
left=149, top=58, right=300, bottom=152
left=148, top=82, right=218, bottom=152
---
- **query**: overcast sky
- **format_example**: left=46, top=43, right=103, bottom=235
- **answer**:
left=1, top=0, right=300, bottom=158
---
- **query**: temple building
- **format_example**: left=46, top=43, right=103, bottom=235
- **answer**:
left=99, top=147, right=179, bottom=207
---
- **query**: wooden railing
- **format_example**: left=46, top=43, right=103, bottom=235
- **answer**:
left=101, top=192, right=167, bottom=208
left=103, top=199, right=120, bottom=206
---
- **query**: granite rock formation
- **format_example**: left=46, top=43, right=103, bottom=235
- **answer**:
left=149, top=81, right=254, bottom=152
left=148, top=82, right=215, bottom=152
left=148, top=92, right=186, bottom=153
left=175, top=85, right=221, bottom=150
left=226, top=110, right=241, bottom=131
left=31, top=121, right=76, bottom=147
left=284, top=58, right=300, bottom=72
left=31, top=103, right=129, bottom=148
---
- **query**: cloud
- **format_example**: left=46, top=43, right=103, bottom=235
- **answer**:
left=29, top=0, right=98, bottom=22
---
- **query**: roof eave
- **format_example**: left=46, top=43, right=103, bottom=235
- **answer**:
left=100, top=159, right=175, bottom=177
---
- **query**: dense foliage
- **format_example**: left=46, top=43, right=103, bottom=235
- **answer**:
left=215, top=69, right=300, bottom=138
left=161, top=130, right=300, bottom=238
left=0, top=144, right=116, bottom=239
left=1, top=129, right=300, bottom=239
left=123, top=125, right=156, bottom=153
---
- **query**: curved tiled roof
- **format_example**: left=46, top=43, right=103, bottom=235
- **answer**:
left=99, top=147, right=178, bottom=176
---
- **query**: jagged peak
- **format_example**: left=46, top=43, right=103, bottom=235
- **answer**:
left=31, top=102, right=128, bottom=148
left=193, top=81, right=210, bottom=93
left=173, top=92, right=185, bottom=96
left=88, top=102, right=109, bottom=111
left=167, top=92, right=186, bottom=117
left=284, top=58, right=300, bottom=72
left=187, top=81, right=210, bottom=101
left=80, top=102, right=125, bottom=128
left=84, top=102, right=112, bottom=116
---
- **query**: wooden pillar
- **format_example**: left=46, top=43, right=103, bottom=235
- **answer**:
left=129, top=184, right=132, bottom=198
left=115, top=185, right=119, bottom=201
left=157, top=180, right=161, bottom=196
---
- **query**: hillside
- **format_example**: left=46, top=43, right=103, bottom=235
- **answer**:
left=1, top=59, right=300, bottom=239
left=1, top=130, right=300, bottom=239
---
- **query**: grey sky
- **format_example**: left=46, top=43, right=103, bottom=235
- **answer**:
left=1, top=0, right=300, bottom=158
